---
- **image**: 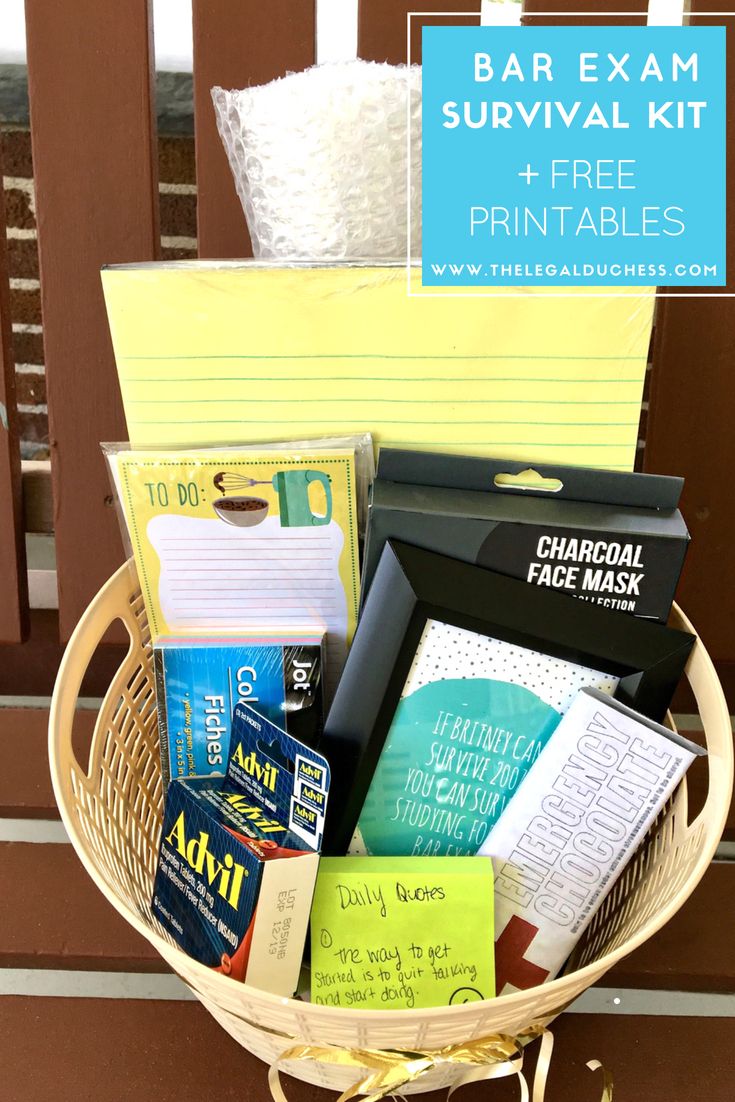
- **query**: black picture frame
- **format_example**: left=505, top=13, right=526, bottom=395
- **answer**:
left=321, top=540, right=695, bottom=855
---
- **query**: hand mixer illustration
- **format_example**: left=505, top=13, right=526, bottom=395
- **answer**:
left=213, top=469, right=332, bottom=528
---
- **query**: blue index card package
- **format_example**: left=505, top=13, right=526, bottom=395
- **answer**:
left=152, top=704, right=330, bottom=995
left=153, top=633, right=325, bottom=788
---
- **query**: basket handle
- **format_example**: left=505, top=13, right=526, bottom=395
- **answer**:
left=49, top=559, right=139, bottom=783
left=670, top=602, right=734, bottom=839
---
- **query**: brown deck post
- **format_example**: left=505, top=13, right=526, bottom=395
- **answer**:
left=0, top=135, right=28, bottom=642
left=193, top=0, right=317, bottom=259
left=644, top=0, right=735, bottom=689
left=25, top=0, right=160, bottom=638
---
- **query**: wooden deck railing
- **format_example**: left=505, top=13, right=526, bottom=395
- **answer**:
left=0, top=132, right=27, bottom=642
left=0, top=0, right=733, bottom=702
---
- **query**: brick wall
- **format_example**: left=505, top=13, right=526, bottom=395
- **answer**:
left=1, top=125, right=197, bottom=458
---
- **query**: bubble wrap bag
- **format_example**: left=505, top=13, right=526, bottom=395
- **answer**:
left=212, top=61, right=421, bottom=259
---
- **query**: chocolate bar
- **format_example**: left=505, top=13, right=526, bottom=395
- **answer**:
left=476, top=688, right=704, bottom=994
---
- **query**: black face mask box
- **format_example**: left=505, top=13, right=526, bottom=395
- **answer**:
left=363, top=452, right=690, bottom=623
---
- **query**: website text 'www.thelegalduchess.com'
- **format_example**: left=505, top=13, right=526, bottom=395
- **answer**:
left=427, top=261, right=720, bottom=282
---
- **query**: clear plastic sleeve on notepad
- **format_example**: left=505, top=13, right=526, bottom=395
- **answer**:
left=100, top=439, right=367, bottom=697
left=102, top=434, right=374, bottom=543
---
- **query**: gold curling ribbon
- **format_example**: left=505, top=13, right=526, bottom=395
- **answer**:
left=266, top=1024, right=613, bottom=1102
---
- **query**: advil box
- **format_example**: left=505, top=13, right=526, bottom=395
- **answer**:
left=226, top=702, right=329, bottom=849
left=152, top=704, right=330, bottom=996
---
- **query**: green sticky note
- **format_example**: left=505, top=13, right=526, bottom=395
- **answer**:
left=310, top=857, right=495, bottom=1010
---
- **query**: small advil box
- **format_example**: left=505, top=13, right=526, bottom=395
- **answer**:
left=152, top=703, right=330, bottom=996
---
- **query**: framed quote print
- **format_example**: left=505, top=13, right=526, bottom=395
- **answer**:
left=321, top=541, right=695, bottom=858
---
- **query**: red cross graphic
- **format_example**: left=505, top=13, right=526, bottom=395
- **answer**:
left=495, top=916, right=550, bottom=993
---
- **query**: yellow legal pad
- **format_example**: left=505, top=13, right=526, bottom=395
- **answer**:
left=101, top=263, right=653, bottom=471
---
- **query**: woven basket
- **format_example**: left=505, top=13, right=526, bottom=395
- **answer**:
left=49, top=559, right=733, bottom=1095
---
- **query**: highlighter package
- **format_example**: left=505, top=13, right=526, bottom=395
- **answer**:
left=153, top=634, right=326, bottom=788
left=152, top=703, right=330, bottom=995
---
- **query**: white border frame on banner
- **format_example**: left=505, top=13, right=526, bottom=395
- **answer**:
left=407, top=9, right=732, bottom=297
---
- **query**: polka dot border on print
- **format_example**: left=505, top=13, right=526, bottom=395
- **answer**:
left=400, top=619, right=619, bottom=714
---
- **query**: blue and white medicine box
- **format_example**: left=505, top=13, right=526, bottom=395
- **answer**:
left=153, top=634, right=325, bottom=787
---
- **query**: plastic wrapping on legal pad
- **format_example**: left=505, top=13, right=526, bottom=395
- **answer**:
left=101, top=261, right=654, bottom=473
left=212, top=61, right=421, bottom=259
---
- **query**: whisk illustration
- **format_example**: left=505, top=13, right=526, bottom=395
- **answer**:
left=213, top=469, right=333, bottom=528
left=213, top=472, right=271, bottom=493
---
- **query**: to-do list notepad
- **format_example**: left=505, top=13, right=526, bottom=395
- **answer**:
left=110, top=448, right=360, bottom=695
left=101, top=262, right=653, bottom=471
